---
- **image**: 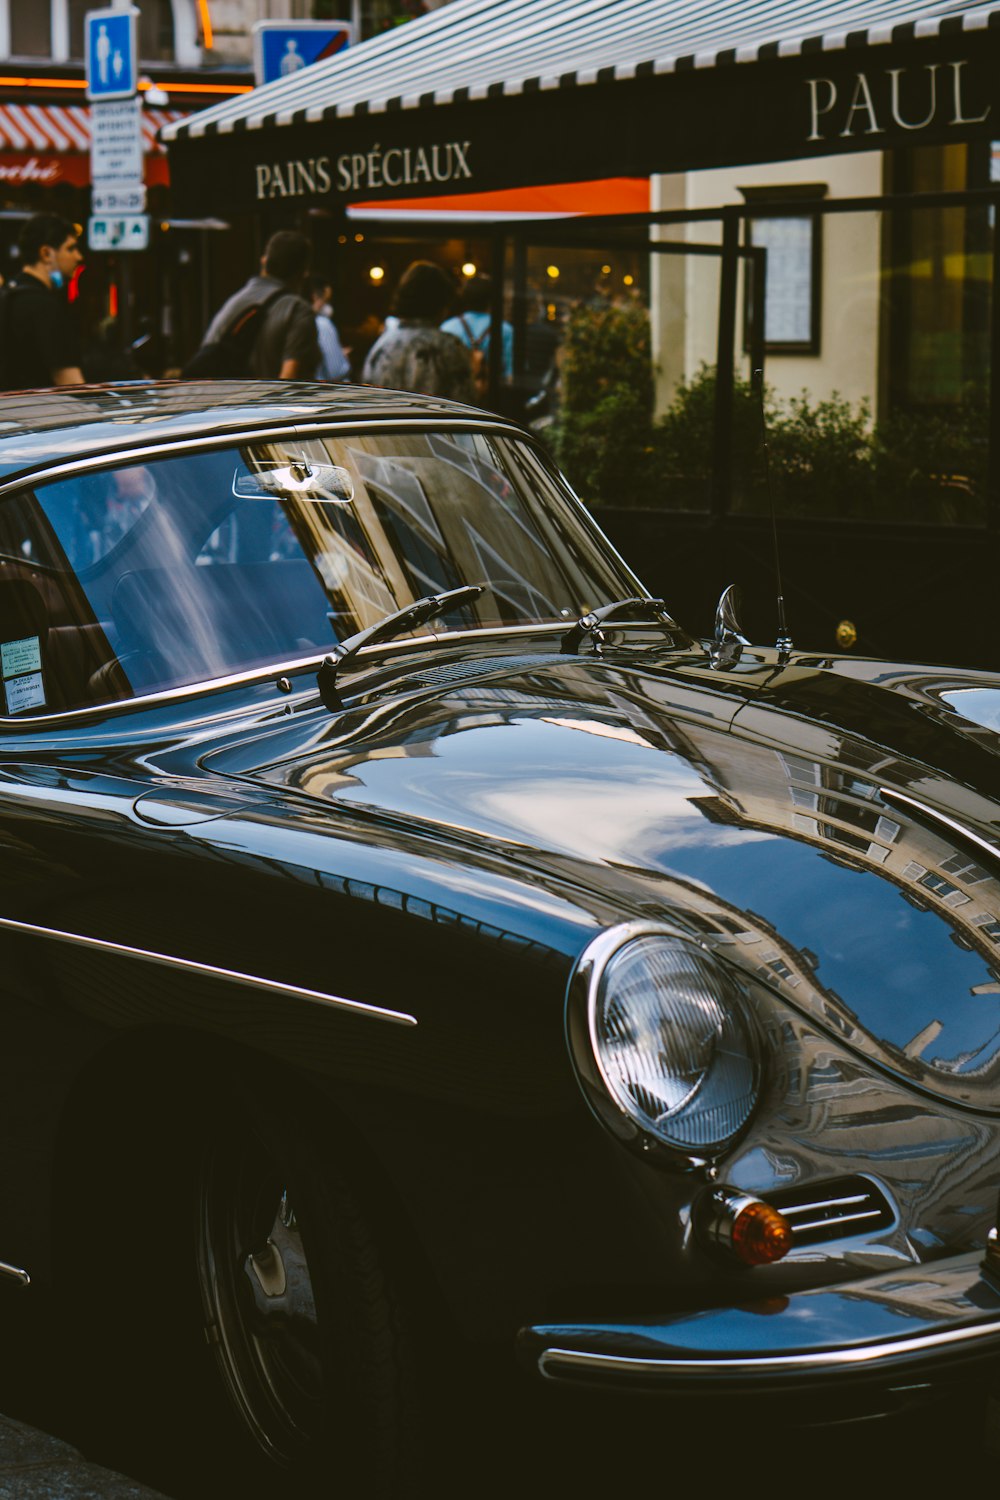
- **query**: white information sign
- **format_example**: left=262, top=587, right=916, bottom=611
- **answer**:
left=92, top=183, right=146, bottom=213
left=88, top=214, right=150, bottom=251
left=90, top=96, right=143, bottom=184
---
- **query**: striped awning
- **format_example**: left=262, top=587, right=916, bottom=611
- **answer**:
left=163, top=0, right=1000, bottom=140
left=0, top=103, right=185, bottom=154
left=162, top=0, right=1000, bottom=215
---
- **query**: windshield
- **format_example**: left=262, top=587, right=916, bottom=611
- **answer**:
left=0, top=428, right=642, bottom=717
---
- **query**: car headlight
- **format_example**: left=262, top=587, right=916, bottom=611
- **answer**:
left=567, top=923, right=761, bottom=1163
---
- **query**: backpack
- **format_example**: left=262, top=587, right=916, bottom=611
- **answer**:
left=182, top=288, right=284, bottom=379
left=459, top=314, right=490, bottom=402
left=0, top=280, right=50, bottom=391
left=0, top=284, right=19, bottom=389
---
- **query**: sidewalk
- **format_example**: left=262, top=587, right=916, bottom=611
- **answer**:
left=0, top=1414, right=171, bottom=1500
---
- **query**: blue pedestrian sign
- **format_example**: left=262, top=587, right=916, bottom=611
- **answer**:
left=253, top=21, right=353, bottom=88
left=86, top=7, right=138, bottom=102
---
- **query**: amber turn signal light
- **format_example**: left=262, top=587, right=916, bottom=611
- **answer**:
left=697, top=1187, right=794, bottom=1267
left=731, top=1200, right=794, bottom=1266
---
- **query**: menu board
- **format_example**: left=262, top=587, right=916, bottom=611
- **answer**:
left=752, top=215, right=815, bottom=347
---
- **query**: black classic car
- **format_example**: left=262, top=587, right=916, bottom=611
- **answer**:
left=2, top=381, right=1000, bottom=1490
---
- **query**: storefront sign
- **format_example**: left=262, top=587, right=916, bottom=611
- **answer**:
left=805, top=58, right=989, bottom=143
left=166, top=29, right=1000, bottom=218
left=0, top=156, right=64, bottom=186
left=253, top=140, right=473, bottom=201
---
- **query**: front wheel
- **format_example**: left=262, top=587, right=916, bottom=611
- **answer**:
left=194, top=1116, right=412, bottom=1494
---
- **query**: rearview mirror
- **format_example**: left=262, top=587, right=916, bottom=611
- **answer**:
left=233, top=461, right=354, bottom=504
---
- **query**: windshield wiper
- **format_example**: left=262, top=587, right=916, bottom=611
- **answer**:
left=561, top=596, right=672, bottom=654
left=317, top=584, right=485, bottom=711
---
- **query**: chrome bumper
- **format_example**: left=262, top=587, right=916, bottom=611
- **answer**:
left=520, top=1251, right=1000, bottom=1393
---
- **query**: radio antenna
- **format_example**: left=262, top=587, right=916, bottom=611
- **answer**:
left=753, top=366, right=792, bottom=663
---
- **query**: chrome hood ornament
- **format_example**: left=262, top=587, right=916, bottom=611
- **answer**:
left=710, top=583, right=749, bottom=670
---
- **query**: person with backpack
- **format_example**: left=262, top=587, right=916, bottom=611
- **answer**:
left=440, top=273, right=513, bottom=403
left=186, top=230, right=318, bottom=380
left=362, top=261, right=474, bottom=404
left=0, top=213, right=84, bottom=390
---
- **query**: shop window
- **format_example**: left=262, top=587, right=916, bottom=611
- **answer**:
left=740, top=185, right=825, bottom=356
left=11, top=0, right=52, bottom=57
left=348, top=0, right=452, bottom=42
left=884, top=145, right=990, bottom=412
left=69, top=0, right=173, bottom=61
left=137, top=0, right=174, bottom=61
left=67, top=0, right=90, bottom=57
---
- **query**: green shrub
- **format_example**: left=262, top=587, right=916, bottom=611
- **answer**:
left=554, top=300, right=661, bottom=506
left=551, top=308, right=986, bottom=524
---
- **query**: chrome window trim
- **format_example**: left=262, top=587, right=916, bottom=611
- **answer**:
left=536, top=1316, right=1000, bottom=1381
left=0, top=912, right=417, bottom=1027
left=0, top=416, right=524, bottom=499
left=0, top=1259, right=30, bottom=1287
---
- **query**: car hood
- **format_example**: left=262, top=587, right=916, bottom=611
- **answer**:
left=205, top=642, right=1000, bottom=1109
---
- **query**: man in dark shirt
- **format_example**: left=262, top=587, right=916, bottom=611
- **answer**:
left=200, top=230, right=319, bottom=379
left=0, top=214, right=84, bottom=389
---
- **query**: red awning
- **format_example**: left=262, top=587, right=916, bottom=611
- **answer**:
left=0, top=102, right=186, bottom=188
left=347, top=177, right=650, bottom=222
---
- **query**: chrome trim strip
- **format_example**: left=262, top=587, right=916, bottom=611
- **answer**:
left=0, top=1260, right=30, bottom=1287
left=0, top=914, right=417, bottom=1028
left=0, top=622, right=572, bottom=732
left=789, top=1208, right=882, bottom=1234
left=781, top=1194, right=869, bottom=1216
left=878, top=788, right=1000, bottom=870
left=537, top=1317, right=1000, bottom=1381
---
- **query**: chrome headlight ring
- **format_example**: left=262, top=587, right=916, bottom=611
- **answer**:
left=566, top=921, right=763, bottom=1170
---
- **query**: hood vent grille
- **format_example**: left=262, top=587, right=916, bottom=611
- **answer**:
left=763, top=1175, right=895, bottom=1246
left=404, top=654, right=560, bottom=691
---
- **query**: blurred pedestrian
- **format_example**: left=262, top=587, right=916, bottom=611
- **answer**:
left=187, top=230, right=318, bottom=380
left=441, top=273, right=513, bottom=390
left=362, top=260, right=474, bottom=403
left=307, top=275, right=351, bottom=382
left=0, top=213, right=84, bottom=389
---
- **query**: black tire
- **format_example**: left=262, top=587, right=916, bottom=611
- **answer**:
left=194, top=1112, right=413, bottom=1496
left=55, top=1070, right=420, bottom=1499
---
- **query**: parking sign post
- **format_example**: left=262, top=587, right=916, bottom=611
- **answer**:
left=86, top=7, right=148, bottom=263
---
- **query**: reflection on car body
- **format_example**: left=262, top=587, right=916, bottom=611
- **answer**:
left=1, top=382, right=1000, bottom=1490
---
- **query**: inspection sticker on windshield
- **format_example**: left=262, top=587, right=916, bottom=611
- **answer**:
left=1, top=637, right=45, bottom=714
left=4, top=671, right=44, bottom=714
left=1, top=636, right=41, bottom=680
